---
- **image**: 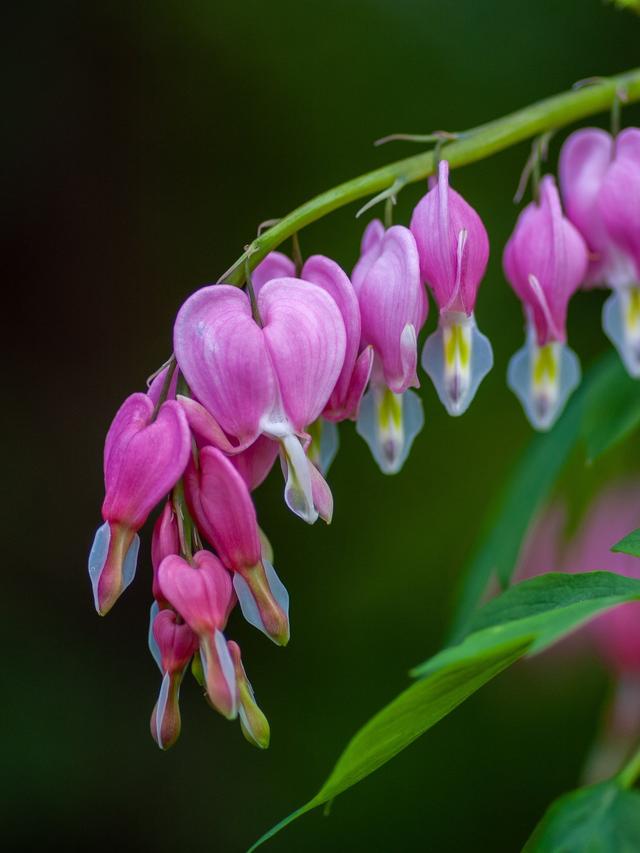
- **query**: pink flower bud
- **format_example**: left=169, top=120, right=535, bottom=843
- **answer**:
left=504, top=176, right=588, bottom=430
left=157, top=551, right=237, bottom=719
left=152, top=607, right=198, bottom=674
left=184, top=447, right=290, bottom=646
left=149, top=608, right=199, bottom=750
left=227, top=640, right=270, bottom=749
left=88, top=393, right=190, bottom=615
left=151, top=500, right=180, bottom=606
left=410, top=160, right=489, bottom=316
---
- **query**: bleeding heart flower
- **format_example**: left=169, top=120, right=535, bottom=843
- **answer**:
left=88, top=393, right=190, bottom=615
left=503, top=175, right=588, bottom=430
left=158, top=550, right=237, bottom=719
left=174, top=279, right=346, bottom=522
left=184, top=446, right=290, bottom=646
left=410, top=160, right=493, bottom=416
left=352, top=222, right=426, bottom=473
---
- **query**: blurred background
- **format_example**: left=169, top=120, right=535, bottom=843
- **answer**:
left=5, top=1, right=640, bottom=850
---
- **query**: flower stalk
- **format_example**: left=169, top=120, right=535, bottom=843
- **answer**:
left=224, top=68, right=640, bottom=286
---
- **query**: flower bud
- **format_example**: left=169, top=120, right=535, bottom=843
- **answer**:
left=184, top=447, right=290, bottom=646
left=149, top=608, right=198, bottom=750
left=227, top=641, right=270, bottom=750
left=158, top=551, right=237, bottom=719
left=151, top=500, right=181, bottom=607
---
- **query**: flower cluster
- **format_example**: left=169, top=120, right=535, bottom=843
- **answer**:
left=87, top=125, right=640, bottom=751
left=504, top=126, right=640, bottom=430
left=88, top=162, right=494, bottom=749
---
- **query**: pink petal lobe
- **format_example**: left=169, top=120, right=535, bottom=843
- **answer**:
left=102, top=395, right=191, bottom=529
left=252, top=251, right=296, bottom=295
left=185, top=447, right=262, bottom=572
left=302, top=254, right=362, bottom=418
left=174, top=285, right=277, bottom=445
left=259, top=278, right=346, bottom=431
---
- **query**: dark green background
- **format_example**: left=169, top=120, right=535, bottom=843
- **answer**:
left=6, top=1, right=640, bottom=850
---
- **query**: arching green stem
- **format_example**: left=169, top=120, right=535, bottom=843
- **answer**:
left=224, top=68, right=640, bottom=286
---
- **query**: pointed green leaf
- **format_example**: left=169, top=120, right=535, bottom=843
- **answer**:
left=449, top=352, right=639, bottom=643
left=613, top=528, right=640, bottom=558
left=249, top=572, right=640, bottom=850
left=523, top=780, right=640, bottom=852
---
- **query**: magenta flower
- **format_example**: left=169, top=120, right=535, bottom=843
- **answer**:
left=184, top=446, right=290, bottom=646
left=503, top=175, right=588, bottom=430
left=252, top=250, right=373, bottom=475
left=149, top=607, right=198, bottom=750
left=227, top=640, right=270, bottom=749
left=351, top=221, right=426, bottom=474
left=88, top=393, right=190, bottom=615
left=158, top=550, right=237, bottom=719
left=560, top=127, right=640, bottom=378
left=410, top=160, right=493, bottom=416
left=174, top=279, right=346, bottom=522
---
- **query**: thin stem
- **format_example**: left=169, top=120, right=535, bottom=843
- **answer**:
left=150, top=356, right=177, bottom=420
left=172, top=478, right=193, bottom=562
left=617, top=741, right=640, bottom=789
left=223, top=68, right=640, bottom=286
left=291, top=232, right=303, bottom=275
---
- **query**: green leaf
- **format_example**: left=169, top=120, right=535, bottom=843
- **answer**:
left=582, top=360, right=640, bottom=463
left=448, top=353, right=639, bottom=643
left=613, top=528, right=640, bottom=558
left=413, top=572, right=640, bottom=677
left=249, top=572, right=640, bottom=851
left=523, top=780, right=640, bottom=852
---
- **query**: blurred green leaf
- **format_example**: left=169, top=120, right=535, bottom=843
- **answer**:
left=613, top=528, right=640, bottom=557
left=611, top=0, right=640, bottom=16
left=249, top=572, right=640, bottom=851
left=448, top=353, right=639, bottom=643
left=523, top=780, right=640, bottom=852
left=582, top=362, right=640, bottom=463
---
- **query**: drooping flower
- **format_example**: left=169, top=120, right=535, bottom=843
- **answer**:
left=149, top=607, right=198, bottom=750
left=559, top=127, right=640, bottom=377
left=410, top=159, right=493, bottom=415
left=184, top=446, right=290, bottom=646
left=503, top=175, right=588, bottom=430
left=253, top=251, right=374, bottom=473
left=88, top=393, right=191, bottom=615
left=352, top=222, right=427, bottom=473
left=174, top=278, right=346, bottom=522
left=157, top=550, right=237, bottom=719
